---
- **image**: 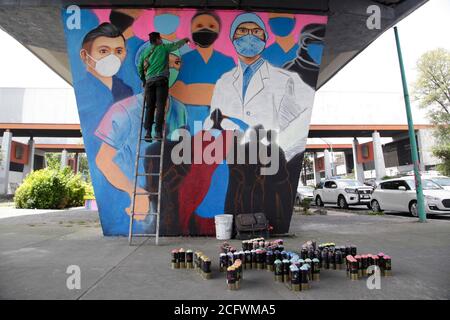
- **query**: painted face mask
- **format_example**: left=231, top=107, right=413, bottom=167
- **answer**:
left=307, top=43, right=324, bottom=65
left=192, top=28, right=219, bottom=48
left=268, top=17, right=296, bottom=37
left=86, top=53, right=121, bottom=77
left=233, top=35, right=266, bottom=58
left=154, top=14, right=180, bottom=35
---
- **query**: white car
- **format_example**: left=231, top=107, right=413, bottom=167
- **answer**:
left=313, top=179, right=373, bottom=209
left=423, top=176, right=450, bottom=191
left=295, top=185, right=314, bottom=205
left=370, top=176, right=450, bottom=216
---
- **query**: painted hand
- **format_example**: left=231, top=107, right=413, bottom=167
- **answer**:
left=126, top=187, right=150, bottom=221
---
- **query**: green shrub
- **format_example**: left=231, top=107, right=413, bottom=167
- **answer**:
left=14, top=167, right=88, bottom=209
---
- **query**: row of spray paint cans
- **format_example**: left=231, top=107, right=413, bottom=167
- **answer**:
left=171, top=248, right=212, bottom=280
left=220, top=238, right=320, bottom=291
left=301, top=241, right=392, bottom=279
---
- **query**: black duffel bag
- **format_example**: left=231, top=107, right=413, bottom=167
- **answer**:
left=234, top=212, right=269, bottom=240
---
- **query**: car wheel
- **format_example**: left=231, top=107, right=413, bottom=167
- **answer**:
left=315, top=196, right=324, bottom=207
left=338, top=195, right=348, bottom=209
left=409, top=201, right=418, bottom=217
left=371, top=200, right=382, bottom=213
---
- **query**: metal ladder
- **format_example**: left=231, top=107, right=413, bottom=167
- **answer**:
left=128, top=88, right=165, bottom=246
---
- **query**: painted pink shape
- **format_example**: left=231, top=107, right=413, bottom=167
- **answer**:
left=92, top=9, right=111, bottom=23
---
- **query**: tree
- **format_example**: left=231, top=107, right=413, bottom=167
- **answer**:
left=45, top=153, right=62, bottom=170
left=414, top=48, right=450, bottom=175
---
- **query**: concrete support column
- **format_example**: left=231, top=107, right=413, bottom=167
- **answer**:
left=23, top=138, right=35, bottom=176
left=372, top=131, right=387, bottom=180
left=324, top=149, right=332, bottom=179
left=312, top=152, right=321, bottom=184
left=0, top=130, right=13, bottom=195
left=60, top=149, right=68, bottom=169
left=75, top=153, right=81, bottom=174
left=352, top=138, right=365, bottom=183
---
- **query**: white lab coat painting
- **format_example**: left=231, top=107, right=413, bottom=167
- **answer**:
left=210, top=59, right=315, bottom=161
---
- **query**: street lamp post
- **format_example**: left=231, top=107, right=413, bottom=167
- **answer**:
left=394, top=26, right=426, bottom=223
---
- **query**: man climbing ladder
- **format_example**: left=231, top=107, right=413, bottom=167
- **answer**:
left=137, top=32, right=189, bottom=141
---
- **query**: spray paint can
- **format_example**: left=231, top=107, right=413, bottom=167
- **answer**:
left=227, top=266, right=237, bottom=290
left=305, top=258, right=313, bottom=280
left=328, top=250, right=335, bottom=270
left=377, top=252, right=385, bottom=271
left=219, top=253, right=227, bottom=272
left=355, top=255, right=362, bottom=278
left=383, top=255, right=392, bottom=276
left=290, top=265, right=300, bottom=291
left=350, top=257, right=359, bottom=281
left=361, top=255, right=368, bottom=276
left=256, top=249, right=264, bottom=270
left=274, top=259, right=283, bottom=282
left=179, top=248, right=187, bottom=269
left=300, top=265, right=309, bottom=290
left=312, top=258, right=320, bottom=281
left=266, top=250, right=274, bottom=272
left=350, top=245, right=357, bottom=257
left=282, top=259, right=290, bottom=283
left=171, top=249, right=179, bottom=269
left=244, top=250, right=251, bottom=269
left=335, top=250, right=343, bottom=270
left=346, top=255, right=352, bottom=278
left=251, top=250, right=257, bottom=269
left=195, top=252, right=203, bottom=272
left=202, top=257, right=211, bottom=279
left=322, top=249, right=329, bottom=269
left=186, top=250, right=193, bottom=269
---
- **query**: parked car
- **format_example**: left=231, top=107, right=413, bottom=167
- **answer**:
left=423, top=176, right=450, bottom=191
left=313, top=179, right=373, bottom=209
left=295, top=185, right=314, bottom=205
left=370, top=176, right=450, bottom=216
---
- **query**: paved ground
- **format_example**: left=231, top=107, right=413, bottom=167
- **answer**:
left=0, top=208, right=449, bottom=300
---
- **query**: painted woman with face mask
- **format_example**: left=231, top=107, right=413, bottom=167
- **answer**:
left=170, top=10, right=235, bottom=135
left=262, top=13, right=299, bottom=67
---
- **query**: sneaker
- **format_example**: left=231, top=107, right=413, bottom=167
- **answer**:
left=144, top=132, right=152, bottom=142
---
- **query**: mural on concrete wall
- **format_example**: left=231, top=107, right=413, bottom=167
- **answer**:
left=62, top=8, right=327, bottom=236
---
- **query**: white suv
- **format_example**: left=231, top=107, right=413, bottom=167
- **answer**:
left=370, top=176, right=450, bottom=216
left=313, top=179, right=373, bottom=209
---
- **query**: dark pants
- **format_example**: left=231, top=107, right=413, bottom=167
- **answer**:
left=144, top=77, right=169, bottom=134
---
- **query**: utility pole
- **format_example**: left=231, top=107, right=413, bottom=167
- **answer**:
left=394, top=26, right=426, bottom=222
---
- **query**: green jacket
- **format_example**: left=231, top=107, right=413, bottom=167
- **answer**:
left=137, top=39, right=187, bottom=82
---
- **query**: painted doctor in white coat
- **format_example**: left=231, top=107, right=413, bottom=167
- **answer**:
left=209, top=12, right=315, bottom=161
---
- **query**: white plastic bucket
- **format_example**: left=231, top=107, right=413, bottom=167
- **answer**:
left=214, top=214, right=233, bottom=240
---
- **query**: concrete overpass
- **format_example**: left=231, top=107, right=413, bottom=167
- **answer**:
left=0, top=0, right=427, bottom=89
